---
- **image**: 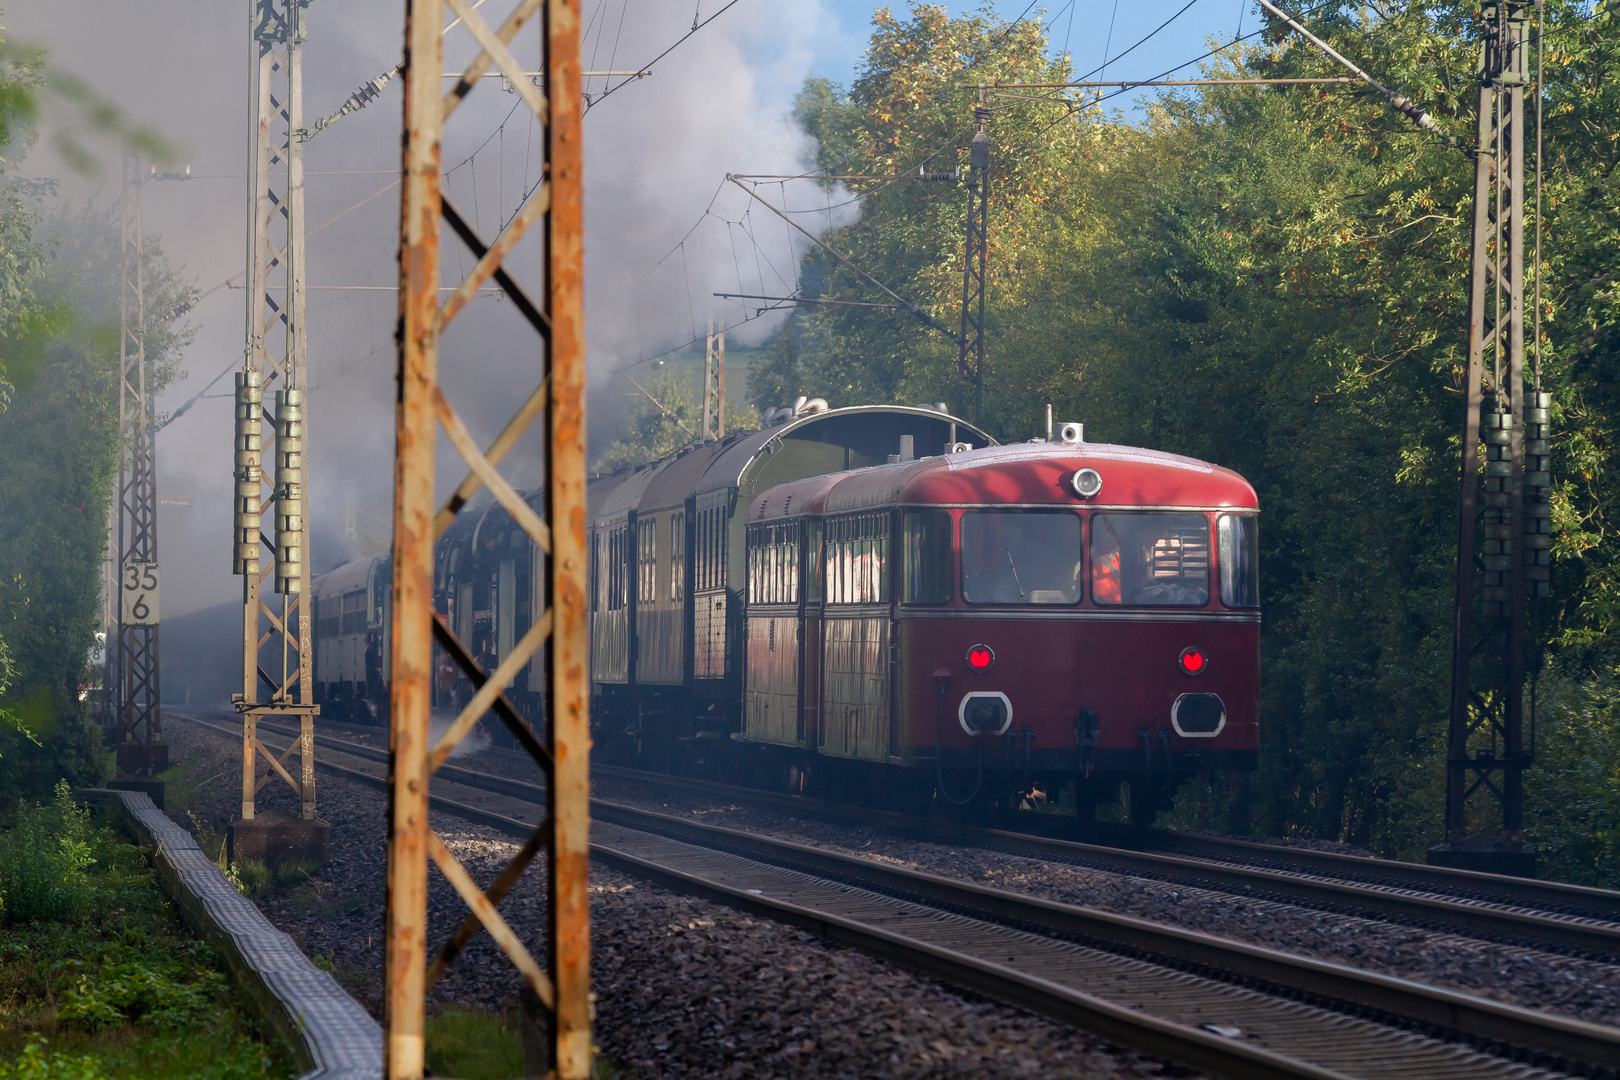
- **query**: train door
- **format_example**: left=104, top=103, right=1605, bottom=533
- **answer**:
left=799, top=518, right=822, bottom=747
left=888, top=508, right=902, bottom=758
left=820, top=512, right=891, bottom=761
left=742, top=521, right=799, bottom=745
left=693, top=490, right=728, bottom=681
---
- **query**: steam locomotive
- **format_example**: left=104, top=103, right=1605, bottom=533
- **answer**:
left=310, top=402, right=1259, bottom=820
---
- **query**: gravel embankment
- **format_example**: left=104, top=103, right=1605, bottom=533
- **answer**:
left=162, top=717, right=1197, bottom=1079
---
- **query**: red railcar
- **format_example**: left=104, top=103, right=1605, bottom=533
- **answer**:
left=739, top=440, right=1259, bottom=820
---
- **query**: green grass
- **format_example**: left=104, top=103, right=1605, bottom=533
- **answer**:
left=423, top=1008, right=618, bottom=1080
left=424, top=1008, right=528, bottom=1080
left=0, top=785, right=293, bottom=1079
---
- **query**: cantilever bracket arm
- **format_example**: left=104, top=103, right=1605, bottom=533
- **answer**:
left=725, top=175, right=957, bottom=341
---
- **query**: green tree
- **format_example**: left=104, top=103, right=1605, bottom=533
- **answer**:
left=595, top=364, right=760, bottom=474
left=0, top=337, right=118, bottom=796
left=0, top=16, right=47, bottom=745
left=772, top=1, right=1620, bottom=858
left=0, top=21, right=191, bottom=796
left=757, top=3, right=1102, bottom=415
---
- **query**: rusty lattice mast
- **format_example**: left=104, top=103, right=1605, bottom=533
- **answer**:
left=385, top=0, right=590, bottom=1075
left=233, top=0, right=317, bottom=825
left=112, top=154, right=165, bottom=788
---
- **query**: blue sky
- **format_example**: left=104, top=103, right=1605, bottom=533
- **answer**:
left=808, top=0, right=1259, bottom=109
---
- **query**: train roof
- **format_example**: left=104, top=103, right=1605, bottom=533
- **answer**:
left=695, top=405, right=995, bottom=497
left=637, top=436, right=733, bottom=514
left=745, top=471, right=845, bottom=525
left=586, top=467, right=636, bottom=521
left=585, top=405, right=995, bottom=527
left=596, top=458, right=669, bottom=522
left=311, top=555, right=378, bottom=596
left=748, top=441, right=1258, bottom=522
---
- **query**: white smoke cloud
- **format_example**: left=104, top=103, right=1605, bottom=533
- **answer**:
left=8, top=0, right=858, bottom=624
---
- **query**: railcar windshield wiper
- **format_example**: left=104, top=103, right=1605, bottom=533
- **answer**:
left=1005, top=547, right=1026, bottom=598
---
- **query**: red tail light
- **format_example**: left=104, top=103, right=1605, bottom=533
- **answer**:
left=1180, top=646, right=1207, bottom=675
left=967, top=645, right=995, bottom=670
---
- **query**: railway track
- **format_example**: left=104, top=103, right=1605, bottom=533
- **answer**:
left=588, top=763, right=1620, bottom=960
left=174, top=710, right=1620, bottom=1079
left=184, top=709, right=1620, bottom=959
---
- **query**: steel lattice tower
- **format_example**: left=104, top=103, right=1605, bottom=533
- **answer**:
left=956, top=94, right=990, bottom=427
left=113, top=155, right=165, bottom=781
left=233, top=0, right=316, bottom=822
left=1432, top=0, right=1549, bottom=876
left=386, top=0, right=591, bottom=1074
left=703, top=319, right=726, bottom=439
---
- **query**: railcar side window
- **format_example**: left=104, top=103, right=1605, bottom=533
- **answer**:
left=805, top=521, right=823, bottom=602
left=825, top=514, right=888, bottom=604
left=694, top=505, right=727, bottom=592
left=903, top=510, right=954, bottom=604
left=962, top=511, right=1081, bottom=604
left=669, top=511, right=685, bottom=602
left=341, top=590, right=365, bottom=634
left=747, top=523, right=800, bottom=605
left=1218, top=514, right=1259, bottom=608
left=1091, top=513, right=1210, bottom=606
left=637, top=519, right=656, bottom=606
left=317, top=596, right=340, bottom=639
left=606, top=526, right=629, bottom=611
left=590, top=533, right=600, bottom=613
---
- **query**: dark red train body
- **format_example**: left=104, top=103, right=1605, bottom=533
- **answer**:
left=737, top=440, right=1258, bottom=816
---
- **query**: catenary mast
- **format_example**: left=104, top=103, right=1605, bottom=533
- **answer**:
left=232, top=0, right=319, bottom=833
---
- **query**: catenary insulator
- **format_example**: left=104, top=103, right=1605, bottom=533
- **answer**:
left=1522, top=391, right=1553, bottom=597
left=233, top=370, right=264, bottom=575
left=274, top=388, right=305, bottom=594
left=1480, top=404, right=1513, bottom=616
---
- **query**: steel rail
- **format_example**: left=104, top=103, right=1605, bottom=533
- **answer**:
left=589, top=759, right=1620, bottom=924
left=295, top=713, right=1611, bottom=919
left=181, top=710, right=1620, bottom=959
left=173, top=710, right=1616, bottom=1079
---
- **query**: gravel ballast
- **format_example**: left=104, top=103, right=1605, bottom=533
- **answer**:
left=162, top=716, right=1197, bottom=1079
left=451, top=734, right=1620, bottom=1030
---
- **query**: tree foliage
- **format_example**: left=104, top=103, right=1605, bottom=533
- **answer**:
left=595, top=363, right=761, bottom=474
left=767, top=2, right=1620, bottom=857
left=0, top=23, right=191, bottom=797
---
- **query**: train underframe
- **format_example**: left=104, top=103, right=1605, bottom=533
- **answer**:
left=591, top=683, right=1257, bottom=826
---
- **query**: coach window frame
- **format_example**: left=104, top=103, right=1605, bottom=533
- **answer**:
left=1089, top=511, right=1212, bottom=608
left=746, top=522, right=800, bottom=606
left=902, top=508, right=955, bottom=605
left=1217, top=512, right=1259, bottom=610
left=341, top=589, right=366, bottom=635
left=804, top=519, right=823, bottom=603
left=670, top=510, right=685, bottom=602
left=824, top=512, right=888, bottom=606
left=637, top=517, right=656, bottom=607
left=960, top=508, right=1083, bottom=606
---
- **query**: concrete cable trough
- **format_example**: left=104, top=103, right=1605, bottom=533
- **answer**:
left=77, top=787, right=382, bottom=1080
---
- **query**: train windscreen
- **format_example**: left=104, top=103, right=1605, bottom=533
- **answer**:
left=1091, top=513, right=1210, bottom=606
left=1218, top=514, right=1259, bottom=608
left=961, top=511, right=1082, bottom=604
